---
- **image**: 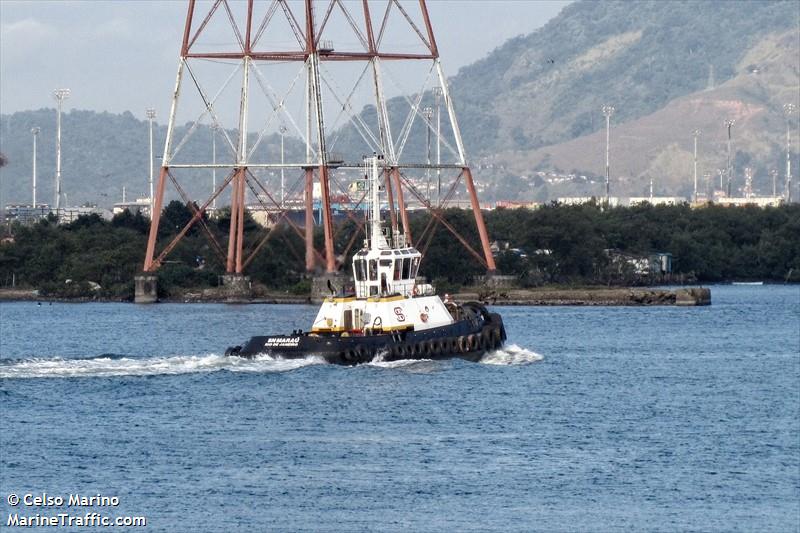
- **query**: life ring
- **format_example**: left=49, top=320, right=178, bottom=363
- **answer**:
left=412, top=285, right=419, bottom=296
left=420, top=312, right=429, bottom=323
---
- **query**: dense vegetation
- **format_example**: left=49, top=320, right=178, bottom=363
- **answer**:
left=1, top=202, right=797, bottom=300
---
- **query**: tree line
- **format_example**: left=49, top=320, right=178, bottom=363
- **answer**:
left=0, top=201, right=797, bottom=299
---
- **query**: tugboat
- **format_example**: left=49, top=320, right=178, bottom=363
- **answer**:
left=225, top=155, right=506, bottom=365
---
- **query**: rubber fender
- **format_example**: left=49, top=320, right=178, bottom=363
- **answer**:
left=457, top=336, right=468, bottom=353
left=466, top=334, right=478, bottom=352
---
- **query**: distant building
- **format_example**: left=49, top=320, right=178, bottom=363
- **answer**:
left=714, top=196, right=784, bottom=208
left=556, top=196, right=620, bottom=207
left=57, top=206, right=113, bottom=224
left=495, top=200, right=541, bottom=209
left=649, top=252, right=672, bottom=275
left=3, top=204, right=113, bottom=225
left=628, top=196, right=686, bottom=206
left=113, top=197, right=152, bottom=217
left=3, top=205, right=51, bottom=225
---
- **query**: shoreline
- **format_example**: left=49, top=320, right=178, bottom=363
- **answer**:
left=0, top=286, right=714, bottom=306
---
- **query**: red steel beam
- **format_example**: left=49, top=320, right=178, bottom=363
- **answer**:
left=391, top=167, right=411, bottom=245
left=383, top=168, right=398, bottom=237
left=399, top=174, right=487, bottom=268
left=143, top=166, right=170, bottom=272
left=226, top=168, right=242, bottom=272
left=150, top=170, right=237, bottom=270
left=418, top=0, right=439, bottom=58
left=463, top=167, right=497, bottom=272
left=305, top=168, right=316, bottom=272
left=183, top=51, right=435, bottom=61
left=235, top=167, right=247, bottom=273
left=318, top=164, right=336, bottom=272
left=244, top=0, right=253, bottom=55
left=362, top=0, right=377, bottom=54
left=181, top=0, right=197, bottom=57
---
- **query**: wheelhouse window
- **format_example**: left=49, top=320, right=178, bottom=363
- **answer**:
left=354, top=260, right=366, bottom=281
left=393, top=259, right=401, bottom=280
left=368, top=259, right=378, bottom=281
left=411, top=257, right=420, bottom=279
left=401, top=258, right=411, bottom=279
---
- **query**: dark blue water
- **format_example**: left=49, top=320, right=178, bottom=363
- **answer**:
left=1, top=285, right=798, bottom=532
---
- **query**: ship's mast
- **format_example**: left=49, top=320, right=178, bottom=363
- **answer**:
left=367, top=155, right=388, bottom=251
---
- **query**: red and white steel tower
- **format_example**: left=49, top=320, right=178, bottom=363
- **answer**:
left=142, top=0, right=497, bottom=278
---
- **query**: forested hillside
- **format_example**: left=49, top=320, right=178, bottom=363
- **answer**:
left=1, top=203, right=798, bottom=299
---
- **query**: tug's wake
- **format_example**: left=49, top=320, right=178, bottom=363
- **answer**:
left=0, top=344, right=540, bottom=379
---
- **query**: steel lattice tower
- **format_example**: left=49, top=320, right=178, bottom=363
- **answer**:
left=142, top=0, right=497, bottom=277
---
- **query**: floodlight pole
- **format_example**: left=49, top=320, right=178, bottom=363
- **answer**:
left=53, top=88, right=70, bottom=211
left=602, top=105, right=615, bottom=206
left=692, top=129, right=701, bottom=203
left=785, top=103, right=796, bottom=202
left=725, top=119, right=735, bottom=197
left=31, top=127, right=40, bottom=207
left=146, top=108, right=156, bottom=216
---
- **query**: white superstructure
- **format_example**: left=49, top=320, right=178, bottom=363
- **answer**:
left=311, top=156, right=454, bottom=335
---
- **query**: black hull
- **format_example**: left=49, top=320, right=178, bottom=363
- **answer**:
left=226, top=303, right=506, bottom=366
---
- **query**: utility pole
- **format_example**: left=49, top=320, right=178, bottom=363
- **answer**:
left=784, top=103, right=796, bottom=202
left=433, top=87, right=442, bottom=204
left=280, top=125, right=287, bottom=208
left=602, top=105, right=615, bottom=206
left=423, top=106, right=433, bottom=201
left=725, top=119, right=735, bottom=197
left=703, top=171, right=712, bottom=200
left=717, top=168, right=725, bottom=195
left=53, top=88, right=70, bottom=212
left=31, top=127, right=40, bottom=207
left=146, top=108, right=156, bottom=217
left=692, top=129, right=701, bottom=203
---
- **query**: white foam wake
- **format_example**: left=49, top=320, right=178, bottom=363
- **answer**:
left=480, top=344, right=543, bottom=365
left=0, top=353, right=325, bottom=380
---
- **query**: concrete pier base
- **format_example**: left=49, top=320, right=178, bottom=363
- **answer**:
left=675, top=287, right=712, bottom=306
left=134, top=274, right=158, bottom=304
left=222, top=274, right=252, bottom=302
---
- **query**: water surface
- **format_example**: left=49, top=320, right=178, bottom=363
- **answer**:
left=1, top=285, right=798, bottom=531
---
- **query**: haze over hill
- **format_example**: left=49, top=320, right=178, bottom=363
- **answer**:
left=0, top=0, right=798, bottom=207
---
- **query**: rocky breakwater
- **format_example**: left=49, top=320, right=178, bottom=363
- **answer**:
left=460, top=287, right=712, bottom=306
